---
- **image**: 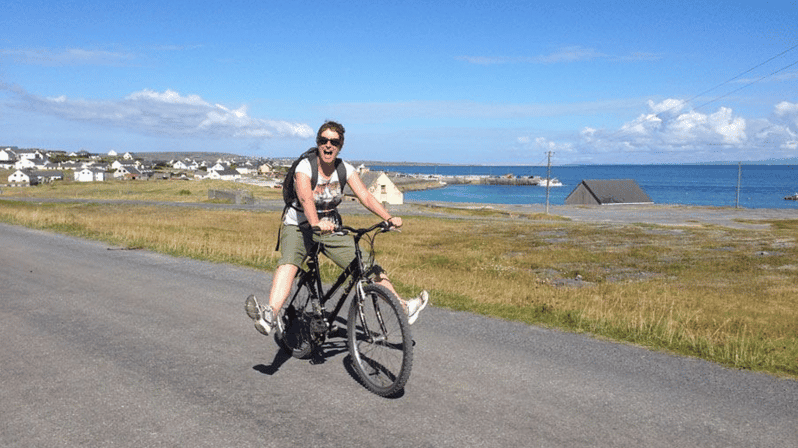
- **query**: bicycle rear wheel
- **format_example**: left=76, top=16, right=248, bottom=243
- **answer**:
left=347, top=284, right=413, bottom=397
left=275, top=281, right=314, bottom=359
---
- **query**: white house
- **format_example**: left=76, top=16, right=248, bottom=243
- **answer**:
left=111, top=160, right=141, bottom=170
left=208, top=162, right=229, bottom=172
left=8, top=169, right=36, bottom=185
left=75, top=168, right=106, bottom=182
left=18, top=150, right=44, bottom=160
left=108, top=149, right=118, bottom=157
left=172, top=160, right=191, bottom=170
left=208, top=168, right=241, bottom=181
left=345, top=171, right=403, bottom=205
left=122, top=152, right=134, bottom=160
left=114, top=165, right=143, bottom=179
left=14, top=158, right=37, bottom=169
left=0, top=148, right=16, bottom=161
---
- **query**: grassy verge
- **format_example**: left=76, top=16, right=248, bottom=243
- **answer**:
left=0, top=171, right=283, bottom=203
left=1, top=179, right=797, bottom=378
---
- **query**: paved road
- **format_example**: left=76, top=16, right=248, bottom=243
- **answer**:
left=2, top=223, right=797, bottom=447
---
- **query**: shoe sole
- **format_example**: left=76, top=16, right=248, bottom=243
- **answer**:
left=408, top=295, right=429, bottom=325
left=253, top=320, right=272, bottom=336
left=244, top=295, right=262, bottom=320
left=246, top=295, right=274, bottom=335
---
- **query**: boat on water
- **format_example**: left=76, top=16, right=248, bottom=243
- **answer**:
left=538, top=178, right=563, bottom=187
left=785, top=193, right=798, bottom=201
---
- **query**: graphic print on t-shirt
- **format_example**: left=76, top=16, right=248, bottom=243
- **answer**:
left=313, top=178, right=343, bottom=225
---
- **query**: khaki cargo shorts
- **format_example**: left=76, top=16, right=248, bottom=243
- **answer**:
left=277, top=223, right=358, bottom=269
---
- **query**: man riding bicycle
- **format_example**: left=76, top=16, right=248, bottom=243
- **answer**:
left=246, top=121, right=429, bottom=337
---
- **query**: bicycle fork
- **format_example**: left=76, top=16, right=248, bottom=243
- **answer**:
left=355, top=281, right=388, bottom=344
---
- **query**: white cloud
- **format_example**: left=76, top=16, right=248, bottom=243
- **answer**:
left=517, top=99, right=798, bottom=163
left=708, top=107, right=746, bottom=144
left=774, top=101, right=798, bottom=127
left=5, top=86, right=315, bottom=140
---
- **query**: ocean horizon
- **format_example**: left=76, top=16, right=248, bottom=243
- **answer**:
left=367, top=164, right=798, bottom=210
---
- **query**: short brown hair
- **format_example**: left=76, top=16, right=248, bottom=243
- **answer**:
left=316, top=121, right=345, bottom=147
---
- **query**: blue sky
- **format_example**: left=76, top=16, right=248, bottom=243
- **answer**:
left=1, top=0, right=797, bottom=165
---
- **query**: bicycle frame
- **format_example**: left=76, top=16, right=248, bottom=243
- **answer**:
left=292, top=227, right=384, bottom=337
left=275, top=221, right=414, bottom=396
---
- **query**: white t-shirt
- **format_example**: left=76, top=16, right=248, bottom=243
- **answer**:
left=284, top=158, right=356, bottom=226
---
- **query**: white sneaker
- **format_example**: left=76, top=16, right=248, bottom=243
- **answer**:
left=405, top=290, right=429, bottom=325
left=245, top=295, right=274, bottom=336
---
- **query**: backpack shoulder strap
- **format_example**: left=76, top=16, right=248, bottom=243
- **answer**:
left=334, top=158, right=347, bottom=192
left=308, top=150, right=319, bottom=190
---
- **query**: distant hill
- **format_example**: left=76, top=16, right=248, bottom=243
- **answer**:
left=134, top=151, right=262, bottom=162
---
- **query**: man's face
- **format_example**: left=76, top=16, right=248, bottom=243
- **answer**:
left=317, top=129, right=342, bottom=165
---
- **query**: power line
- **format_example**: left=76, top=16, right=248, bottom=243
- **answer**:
left=603, top=43, right=798, bottom=143
left=685, top=42, right=798, bottom=107
left=693, top=57, right=798, bottom=112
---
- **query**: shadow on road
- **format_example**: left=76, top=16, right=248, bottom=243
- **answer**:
left=251, top=328, right=349, bottom=375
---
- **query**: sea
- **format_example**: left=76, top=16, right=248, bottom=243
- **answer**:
left=366, top=164, right=798, bottom=210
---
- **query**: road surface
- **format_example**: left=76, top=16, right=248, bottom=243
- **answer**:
left=1, top=223, right=796, bottom=447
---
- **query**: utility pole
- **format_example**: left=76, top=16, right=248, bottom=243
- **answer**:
left=545, top=151, right=552, bottom=214
left=736, top=161, right=742, bottom=208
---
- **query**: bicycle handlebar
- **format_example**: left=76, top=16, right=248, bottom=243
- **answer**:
left=311, top=220, right=397, bottom=236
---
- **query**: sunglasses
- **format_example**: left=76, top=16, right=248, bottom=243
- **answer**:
left=317, top=137, right=342, bottom=147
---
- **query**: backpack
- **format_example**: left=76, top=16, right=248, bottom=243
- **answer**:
left=276, top=147, right=348, bottom=250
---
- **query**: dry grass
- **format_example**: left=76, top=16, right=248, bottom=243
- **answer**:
left=2, top=180, right=797, bottom=378
left=1, top=171, right=282, bottom=202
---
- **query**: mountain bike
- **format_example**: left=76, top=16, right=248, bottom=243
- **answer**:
left=274, top=221, right=413, bottom=397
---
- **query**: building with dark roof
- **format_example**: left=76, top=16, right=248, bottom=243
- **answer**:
left=565, top=179, right=653, bottom=205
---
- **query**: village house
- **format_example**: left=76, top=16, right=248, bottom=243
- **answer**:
left=14, top=158, right=38, bottom=170
left=344, top=171, right=403, bottom=205
left=1, top=147, right=17, bottom=161
left=33, top=170, right=64, bottom=183
left=236, top=160, right=257, bottom=175
left=565, top=179, right=653, bottom=205
left=75, top=168, right=106, bottom=182
left=258, top=162, right=273, bottom=174
left=114, top=165, right=143, bottom=180
left=84, top=161, right=111, bottom=171
left=172, top=159, right=199, bottom=170
left=0, top=149, right=16, bottom=169
left=17, top=149, right=45, bottom=160
left=111, top=159, right=145, bottom=171
left=208, top=162, right=229, bottom=172
left=207, top=167, right=241, bottom=181
left=8, top=169, right=37, bottom=185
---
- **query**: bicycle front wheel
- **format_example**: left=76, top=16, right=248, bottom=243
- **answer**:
left=347, top=284, right=413, bottom=397
left=275, top=281, right=314, bottom=359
